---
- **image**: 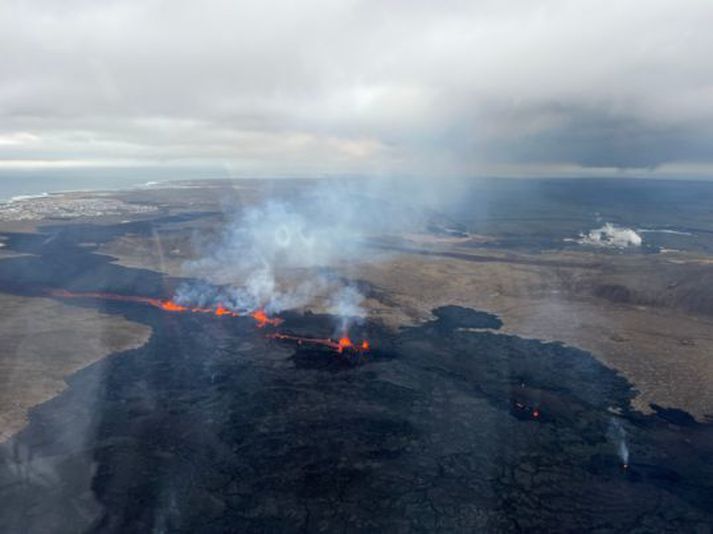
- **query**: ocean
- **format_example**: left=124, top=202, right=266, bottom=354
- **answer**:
left=0, top=166, right=229, bottom=202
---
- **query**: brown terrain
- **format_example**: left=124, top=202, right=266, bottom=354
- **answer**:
left=0, top=294, right=151, bottom=441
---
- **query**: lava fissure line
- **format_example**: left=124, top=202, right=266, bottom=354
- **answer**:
left=48, top=288, right=370, bottom=353
left=268, top=332, right=370, bottom=354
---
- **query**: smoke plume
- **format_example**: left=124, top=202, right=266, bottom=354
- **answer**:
left=572, top=223, right=643, bottom=248
left=608, top=417, right=630, bottom=467
left=176, top=180, right=416, bottom=329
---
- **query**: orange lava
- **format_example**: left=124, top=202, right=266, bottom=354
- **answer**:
left=49, top=289, right=367, bottom=353
left=161, top=300, right=188, bottom=312
left=338, top=336, right=353, bottom=353
left=215, top=304, right=239, bottom=317
left=250, top=309, right=283, bottom=328
left=50, top=289, right=239, bottom=318
left=269, top=332, right=370, bottom=354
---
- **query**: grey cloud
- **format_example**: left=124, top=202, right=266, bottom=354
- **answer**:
left=477, top=105, right=713, bottom=169
left=1, top=0, right=713, bottom=176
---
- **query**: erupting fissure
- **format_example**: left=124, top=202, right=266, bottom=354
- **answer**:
left=48, top=288, right=367, bottom=354
left=250, top=309, right=283, bottom=328
left=49, top=289, right=275, bottom=326
left=269, top=332, right=370, bottom=354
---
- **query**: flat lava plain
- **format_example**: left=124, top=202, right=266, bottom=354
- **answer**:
left=1, top=179, right=713, bottom=531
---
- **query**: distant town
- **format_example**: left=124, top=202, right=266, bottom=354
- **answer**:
left=0, top=194, right=158, bottom=221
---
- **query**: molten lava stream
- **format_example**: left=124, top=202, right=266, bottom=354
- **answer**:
left=48, top=289, right=279, bottom=323
left=337, top=336, right=353, bottom=352
left=250, top=309, right=283, bottom=328
left=49, top=290, right=359, bottom=344
left=160, top=300, right=189, bottom=312
left=50, top=288, right=175, bottom=310
left=337, top=334, right=370, bottom=353
left=269, top=332, right=371, bottom=354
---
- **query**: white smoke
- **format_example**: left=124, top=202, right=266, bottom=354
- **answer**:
left=329, top=285, right=366, bottom=334
left=608, top=417, right=630, bottom=467
left=176, top=180, right=415, bottom=325
left=571, top=223, right=642, bottom=248
left=178, top=201, right=336, bottom=314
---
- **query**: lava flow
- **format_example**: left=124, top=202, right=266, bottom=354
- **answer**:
left=269, top=332, right=370, bottom=354
left=49, top=289, right=276, bottom=326
left=160, top=300, right=189, bottom=312
left=250, top=309, right=284, bottom=328
left=49, top=289, right=367, bottom=354
left=338, top=336, right=369, bottom=353
left=50, top=288, right=189, bottom=312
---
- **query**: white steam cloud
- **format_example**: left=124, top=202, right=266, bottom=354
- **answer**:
left=571, top=223, right=643, bottom=248
left=178, top=198, right=341, bottom=314
left=329, top=285, right=366, bottom=334
left=175, top=181, right=416, bottom=329
left=608, top=417, right=630, bottom=467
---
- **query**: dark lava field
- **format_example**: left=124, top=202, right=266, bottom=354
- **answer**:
left=1, top=216, right=713, bottom=533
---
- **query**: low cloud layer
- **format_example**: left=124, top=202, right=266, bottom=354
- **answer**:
left=2, top=0, right=713, bottom=178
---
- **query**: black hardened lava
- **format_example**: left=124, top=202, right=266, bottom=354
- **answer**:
left=0, top=216, right=712, bottom=532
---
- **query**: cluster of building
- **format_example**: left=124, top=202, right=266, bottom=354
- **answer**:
left=0, top=194, right=158, bottom=221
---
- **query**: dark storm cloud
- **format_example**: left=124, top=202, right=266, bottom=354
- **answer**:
left=1, top=0, right=712, bottom=176
left=481, top=106, right=713, bottom=169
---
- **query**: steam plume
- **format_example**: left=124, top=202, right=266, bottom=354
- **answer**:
left=177, top=180, right=408, bottom=327
left=608, top=417, right=630, bottom=468
left=572, top=223, right=642, bottom=248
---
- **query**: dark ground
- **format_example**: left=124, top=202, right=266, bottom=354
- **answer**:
left=0, top=212, right=712, bottom=532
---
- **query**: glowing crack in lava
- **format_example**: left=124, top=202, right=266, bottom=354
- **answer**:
left=250, top=309, right=284, bottom=328
left=160, top=300, right=189, bottom=312
left=338, top=336, right=354, bottom=352
left=338, top=336, right=370, bottom=353
left=215, top=304, right=239, bottom=317
left=50, top=288, right=189, bottom=312
left=269, top=332, right=371, bottom=354
left=49, top=289, right=367, bottom=354
left=49, top=289, right=276, bottom=326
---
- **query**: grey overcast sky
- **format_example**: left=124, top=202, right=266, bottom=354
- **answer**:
left=2, top=0, right=713, bottom=179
